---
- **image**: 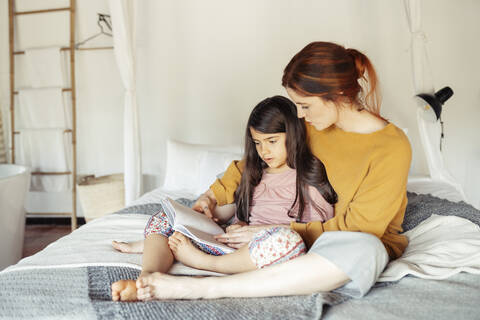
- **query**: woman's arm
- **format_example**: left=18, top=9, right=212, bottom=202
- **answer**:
left=209, top=160, right=244, bottom=206
left=291, top=141, right=412, bottom=257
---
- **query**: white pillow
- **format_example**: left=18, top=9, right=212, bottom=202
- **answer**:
left=162, top=140, right=243, bottom=197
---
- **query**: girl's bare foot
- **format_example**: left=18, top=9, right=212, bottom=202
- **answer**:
left=168, top=232, right=214, bottom=270
left=136, top=273, right=207, bottom=300
left=112, top=240, right=144, bottom=253
left=111, top=279, right=138, bottom=301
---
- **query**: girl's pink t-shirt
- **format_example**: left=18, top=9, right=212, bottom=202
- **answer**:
left=247, top=167, right=334, bottom=225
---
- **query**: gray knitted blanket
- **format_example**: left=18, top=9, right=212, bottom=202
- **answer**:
left=0, top=266, right=344, bottom=319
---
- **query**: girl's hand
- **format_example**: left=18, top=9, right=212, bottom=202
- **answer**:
left=215, top=225, right=270, bottom=249
left=192, top=189, right=218, bottom=221
left=225, top=221, right=247, bottom=233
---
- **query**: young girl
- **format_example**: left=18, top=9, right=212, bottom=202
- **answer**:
left=167, top=95, right=337, bottom=274
left=111, top=95, right=337, bottom=301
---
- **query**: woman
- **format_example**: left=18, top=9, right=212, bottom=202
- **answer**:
left=136, top=41, right=411, bottom=300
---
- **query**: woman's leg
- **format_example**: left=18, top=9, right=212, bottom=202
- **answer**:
left=137, top=253, right=347, bottom=300
left=137, top=232, right=388, bottom=300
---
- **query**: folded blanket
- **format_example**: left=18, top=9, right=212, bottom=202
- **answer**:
left=379, top=214, right=480, bottom=282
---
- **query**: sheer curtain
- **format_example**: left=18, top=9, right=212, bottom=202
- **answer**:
left=404, top=0, right=466, bottom=201
left=109, top=0, right=142, bottom=205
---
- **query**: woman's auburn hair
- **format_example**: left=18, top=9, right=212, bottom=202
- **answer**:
left=282, top=41, right=381, bottom=115
left=234, top=95, right=337, bottom=223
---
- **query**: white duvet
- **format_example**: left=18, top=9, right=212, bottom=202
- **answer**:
left=2, top=213, right=221, bottom=276
left=379, top=214, right=480, bottom=282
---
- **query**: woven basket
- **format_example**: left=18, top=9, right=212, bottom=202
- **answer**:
left=77, top=174, right=125, bottom=222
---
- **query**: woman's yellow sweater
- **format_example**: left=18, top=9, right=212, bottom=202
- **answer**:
left=210, top=122, right=412, bottom=259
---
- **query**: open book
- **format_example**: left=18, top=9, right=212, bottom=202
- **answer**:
left=161, top=197, right=235, bottom=254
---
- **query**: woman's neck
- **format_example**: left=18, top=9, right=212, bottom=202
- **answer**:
left=334, top=105, right=387, bottom=134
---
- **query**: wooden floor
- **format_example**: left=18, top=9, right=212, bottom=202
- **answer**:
left=22, top=224, right=75, bottom=258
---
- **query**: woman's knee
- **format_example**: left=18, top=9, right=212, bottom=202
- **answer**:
left=308, top=232, right=389, bottom=298
left=248, top=227, right=306, bottom=269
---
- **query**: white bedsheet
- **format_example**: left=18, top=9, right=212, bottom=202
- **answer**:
left=1, top=213, right=221, bottom=277
left=379, top=214, right=480, bottom=282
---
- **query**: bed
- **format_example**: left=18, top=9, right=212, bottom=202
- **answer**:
left=1, top=140, right=479, bottom=320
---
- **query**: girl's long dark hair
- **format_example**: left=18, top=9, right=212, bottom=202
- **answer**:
left=235, top=95, right=337, bottom=223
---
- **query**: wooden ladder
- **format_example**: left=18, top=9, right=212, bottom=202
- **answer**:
left=8, top=0, right=78, bottom=230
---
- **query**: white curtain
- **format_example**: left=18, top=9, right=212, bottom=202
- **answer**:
left=404, top=0, right=466, bottom=200
left=0, top=107, right=7, bottom=163
left=109, top=0, right=142, bottom=204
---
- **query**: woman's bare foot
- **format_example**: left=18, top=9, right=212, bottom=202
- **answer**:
left=168, top=232, right=214, bottom=270
left=136, top=273, right=208, bottom=300
left=111, top=279, right=138, bottom=301
left=112, top=240, right=144, bottom=253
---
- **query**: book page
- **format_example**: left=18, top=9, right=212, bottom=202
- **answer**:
left=165, top=198, right=226, bottom=236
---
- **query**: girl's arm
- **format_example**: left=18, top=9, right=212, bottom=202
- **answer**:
left=212, top=204, right=236, bottom=224
left=192, top=190, right=236, bottom=224
left=192, top=189, right=218, bottom=220
left=215, top=224, right=289, bottom=248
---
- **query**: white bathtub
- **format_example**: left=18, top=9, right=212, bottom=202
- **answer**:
left=0, top=164, right=30, bottom=270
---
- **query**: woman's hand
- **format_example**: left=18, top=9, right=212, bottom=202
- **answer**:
left=192, top=189, right=218, bottom=221
left=215, top=224, right=272, bottom=249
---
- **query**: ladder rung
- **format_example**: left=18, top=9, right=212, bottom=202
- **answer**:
left=31, top=171, right=72, bottom=176
left=14, top=88, right=72, bottom=95
left=26, top=212, right=72, bottom=216
left=76, top=46, right=114, bottom=51
left=13, top=47, right=113, bottom=55
left=13, top=129, right=72, bottom=135
left=14, top=7, right=71, bottom=16
left=14, top=47, right=72, bottom=55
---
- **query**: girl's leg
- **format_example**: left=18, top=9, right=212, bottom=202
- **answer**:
left=168, top=232, right=256, bottom=274
left=112, top=239, right=144, bottom=253
left=140, top=234, right=174, bottom=275
left=112, top=211, right=175, bottom=301
left=112, top=234, right=174, bottom=301
left=137, top=232, right=389, bottom=300
left=168, top=227, right=306, bottom=274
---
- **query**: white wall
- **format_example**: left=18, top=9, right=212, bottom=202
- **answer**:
left=1, top=0, right=479, bottom=215
left=421, top=0, right=480, bottom=207
left=136, top=0, right=480, bottom=207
